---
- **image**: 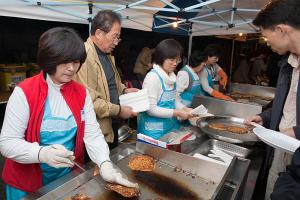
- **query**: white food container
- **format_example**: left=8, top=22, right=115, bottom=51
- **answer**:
left=119, top=89, right=150, bottom=112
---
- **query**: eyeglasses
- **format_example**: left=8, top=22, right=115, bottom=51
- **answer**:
left=112, top=37, right=122, bottom=44
left=169, top=58, right=182, bottom=64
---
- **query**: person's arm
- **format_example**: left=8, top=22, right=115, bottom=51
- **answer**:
left=143, top=73, right=174, bottom=118
left=73, top=55, right=120, bottom=119
left=199, top=69, right=214, bottom=94
left=83, top=90, right=110, bottom=165
left=176, top=71, right=189, bottom=94
left=199, top=70, right=232, bottom=101
left=258, top=107, right=272, bottom=128
left=0, top=87, right=41, bottom=163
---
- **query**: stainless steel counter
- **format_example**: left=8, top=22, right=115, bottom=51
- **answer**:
left=23, top=131, right=259, bottom=200
left=192, top=95, right=262, bottom=119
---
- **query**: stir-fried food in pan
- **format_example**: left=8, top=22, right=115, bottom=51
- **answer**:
left=128, top=155, right=156, bottom=171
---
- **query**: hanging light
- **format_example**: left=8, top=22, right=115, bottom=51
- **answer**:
left=238, top=32, right=243, bottom=37
left=173, top=21, right=178, bottom=28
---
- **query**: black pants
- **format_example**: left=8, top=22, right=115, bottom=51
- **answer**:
left=108, top=118, right=122, bottom=150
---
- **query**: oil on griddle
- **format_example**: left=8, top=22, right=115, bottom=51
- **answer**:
left=133, top=171, right=200, bottom=200
left=97, top=171, right=200, bottom=200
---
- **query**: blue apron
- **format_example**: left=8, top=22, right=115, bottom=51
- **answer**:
left=180, top=66, right=201, bottom=107
left=138, top=69, right=180, bottom=139
left=200, top=67, right=214, bottom=96
left=6, top=98, right=77, bottom=200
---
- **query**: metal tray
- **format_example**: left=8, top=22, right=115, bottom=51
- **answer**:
left=197, top=116, right=259, bottom=144
left=189, top=139, right=251, bottom=158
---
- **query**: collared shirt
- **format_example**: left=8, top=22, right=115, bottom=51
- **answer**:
left=279, top=53, right=300, bottom=132
left=94, top=44, right=119, bottom=105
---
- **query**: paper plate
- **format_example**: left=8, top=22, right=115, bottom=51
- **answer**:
left=253, top=127, right=300, bottom=154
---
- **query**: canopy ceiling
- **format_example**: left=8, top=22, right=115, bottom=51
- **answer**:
left=0, top=0, right=269, bottom=36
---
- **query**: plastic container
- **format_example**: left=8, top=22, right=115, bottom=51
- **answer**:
left=0, top=64, right=26, bottom=91
left=119, top=89, right=150, bottom=112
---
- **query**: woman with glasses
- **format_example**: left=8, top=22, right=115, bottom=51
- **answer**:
left=0, top=27, right=138, bottom=200
left=177, top=51, right=208, bottom=107
left=138, top=39, right=193, bottom=140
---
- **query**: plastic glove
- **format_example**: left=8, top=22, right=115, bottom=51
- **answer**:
left=39, top=144, right=75, bottom=168
left=100, top=161, right=139, bottom=189
left=211, top=90, right=234, bottom=101
left=218, top=70, right=228, bottom=89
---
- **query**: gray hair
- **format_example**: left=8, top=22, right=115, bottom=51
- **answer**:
left=91, top=10, right=121, bottom=35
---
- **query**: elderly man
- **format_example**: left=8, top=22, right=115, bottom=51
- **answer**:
left=246, top=0, right=300, bottom=199
left=74, top=10, right=138, bottom=149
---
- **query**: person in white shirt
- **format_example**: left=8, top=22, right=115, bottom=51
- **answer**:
left=198, top=45, right=233, bottom=101
left=177, top=51, right=207, bottom=107
left=138, top=39, right=193, bottom=139
left=0, top=27, right=138, bottom=200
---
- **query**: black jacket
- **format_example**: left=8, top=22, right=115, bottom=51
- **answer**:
left=271, top=148, right=300, bottom=200
left=259, top=55, right=300, bottom=138
left=256, top=55, right=300, bottom=197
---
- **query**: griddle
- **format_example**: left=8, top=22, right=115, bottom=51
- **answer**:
left=58, top=142, right=231, bottom=200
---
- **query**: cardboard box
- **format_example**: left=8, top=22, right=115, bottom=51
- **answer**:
left=137, top=128, right=193, bottom=152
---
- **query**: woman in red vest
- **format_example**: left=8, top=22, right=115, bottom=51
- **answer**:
left=0, top=27, right=138, bottom=200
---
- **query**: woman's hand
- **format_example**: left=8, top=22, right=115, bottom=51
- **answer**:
left=173, top=109, right=193, bottom=120
left=100, top=161, right=139, bottom=189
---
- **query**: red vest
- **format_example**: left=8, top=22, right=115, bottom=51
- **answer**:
left=2, top=71, right=86, bottom=192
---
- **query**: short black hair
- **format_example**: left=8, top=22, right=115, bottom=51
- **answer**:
left=37, top=27, right=86, bottom=75
left=203, top=44, right=222, bottom=58
left=253, top=0, right=300, bottom=30
left=189, top=50, right=207, bottom=68
left=153, top=39, right=183, bottom=66
left=91, top=10, right=121, bottom=35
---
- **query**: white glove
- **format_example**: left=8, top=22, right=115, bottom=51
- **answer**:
left=100, top=161, right=139, bottom=189
left=39, top=144, right=75, bottom=168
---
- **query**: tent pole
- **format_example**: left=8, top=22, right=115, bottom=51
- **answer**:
left=88, top=3, right=93, bottom=36
left=229, top=38, right=235, bottom=84
left=188, top=34, right=193, bottom=65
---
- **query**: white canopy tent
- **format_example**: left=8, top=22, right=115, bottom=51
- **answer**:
left=0, top=0, right=268, bottom=77
left=0, top=0, right=268, bottom=36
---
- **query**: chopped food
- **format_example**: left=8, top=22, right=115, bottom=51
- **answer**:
left=208, top=123, right=249, bottom=134
left=69, top=193, right=92, bottom=200
left=128, top=155, right=155, bottom=171
left=106, top=183, right=140, bottom=198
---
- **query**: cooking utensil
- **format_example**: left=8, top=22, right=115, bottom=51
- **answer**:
left=69, top=159, right=107, bottom=188
left=197, top=116, right=259, bottom=144
left=208, top=149, right=233, bottom=165
left=118, top=125, right=135, bottom=143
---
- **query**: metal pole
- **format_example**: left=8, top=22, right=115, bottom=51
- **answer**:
left=188, top=34, right=193, bottom=65
left=229, top=39, right=235, bottom=84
